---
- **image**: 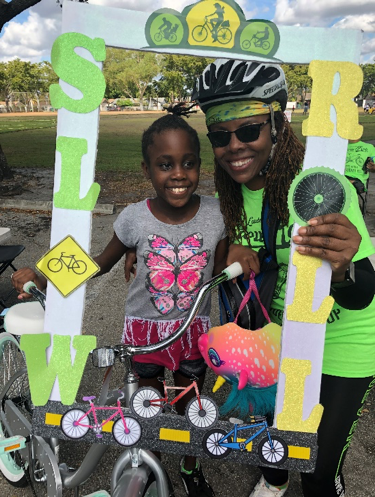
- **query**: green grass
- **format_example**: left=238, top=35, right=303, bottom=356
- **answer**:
left=1, top=111, right=375, bottom=171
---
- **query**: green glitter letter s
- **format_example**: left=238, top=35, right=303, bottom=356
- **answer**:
left=50, top=33, right=106, bottom=113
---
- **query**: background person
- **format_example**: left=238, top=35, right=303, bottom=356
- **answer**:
left=192, top=58, right=375, bottom=497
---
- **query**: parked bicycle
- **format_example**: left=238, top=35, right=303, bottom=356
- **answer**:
left=192, top=17, right=232, bottom=44
left=130, top=377, right=218, bottom=429
left=202, top=415, right=288, bottom=465
left=61, top=390, right=142, bottom=446
left=0, top=263, right=243, bottom=496
left=47, top=251, right=87, bottom=275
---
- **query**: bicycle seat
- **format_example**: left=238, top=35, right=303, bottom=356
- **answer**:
left=83, top=396, right=96, bottom=401
left=229, top=417, right=244, bottom=425
left=4, top=301, right=44, bottom=335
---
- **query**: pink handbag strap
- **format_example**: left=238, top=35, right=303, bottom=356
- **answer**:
left=234, top=271, right=271, bottom=325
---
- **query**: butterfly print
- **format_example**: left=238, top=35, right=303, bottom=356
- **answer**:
left=144, top=234, right=210, bottom=315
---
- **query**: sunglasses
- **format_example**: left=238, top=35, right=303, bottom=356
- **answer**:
left=207, top=120, right=270, bottom=148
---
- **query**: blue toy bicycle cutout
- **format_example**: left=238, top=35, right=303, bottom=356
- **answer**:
left=203, top=415, right=288, bottom=465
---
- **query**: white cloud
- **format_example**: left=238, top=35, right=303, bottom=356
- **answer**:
left=333, top=14, right=375, bottom=32
left=0, top=11, right=59, bottom=63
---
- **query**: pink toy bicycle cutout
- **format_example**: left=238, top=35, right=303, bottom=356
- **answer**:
left=130, top=377, right=218, bottom=429
left=60, top=390, right=141, bottom=447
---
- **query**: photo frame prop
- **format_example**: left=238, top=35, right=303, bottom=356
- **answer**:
left=25, top=0, right=363, bottom=472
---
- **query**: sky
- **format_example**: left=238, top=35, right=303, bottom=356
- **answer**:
left=0, top=0, right=374, bottom=64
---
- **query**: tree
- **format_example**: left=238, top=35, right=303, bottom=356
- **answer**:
left=0, top=0, right=42, bottom=180
left=282, top=64, right=312, bottom=102
left=103, top=49, right=160, bottom=110
left=157, top=55, right=212, bottom=102
left=360, top=64, right=375, bottom=99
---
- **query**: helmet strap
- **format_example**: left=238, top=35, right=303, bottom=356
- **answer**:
left=259, top=105, right=277, bottom=176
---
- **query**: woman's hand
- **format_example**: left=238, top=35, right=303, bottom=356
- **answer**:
left=11, top=268, right=47, bottom=300
left=227, top=243, right=260, bottom=280
left=124, top=248, right=137, bottom=282
left=292, top=213, right=361, bottom=282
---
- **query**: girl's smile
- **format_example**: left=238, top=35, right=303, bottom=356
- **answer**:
left=210, top=115, right=273, bottom=190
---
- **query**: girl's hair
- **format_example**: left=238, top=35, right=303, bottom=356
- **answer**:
left=216, top=112, right=304, bottom=244
left=141, top=103, right=200, bottom=165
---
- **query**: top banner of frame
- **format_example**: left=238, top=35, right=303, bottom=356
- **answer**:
left=63, top=0, right=362, bottom=64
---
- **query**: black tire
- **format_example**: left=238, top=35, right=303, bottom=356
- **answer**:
left=258, top=435, right=288, bottom=465
left=192, top=25, right=208, bottom=42
left=72, top=259, right=87, bottom=275
left=185, top=395, right=218, bottom=429
left=203, top=429, right=232, bottom=459
left=112, top=416, right=141, bottom=446
left=47, top=258, right=63, bottom=272
left=61, top=408, right=89, bottom=439
left=130, top=387, right=162, bottom=419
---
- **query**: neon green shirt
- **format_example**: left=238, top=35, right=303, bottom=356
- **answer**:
left=241, top=183, right=375, bottom=378
left=345, top=141, right=375, bottom=190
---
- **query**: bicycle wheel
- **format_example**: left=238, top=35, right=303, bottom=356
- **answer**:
left=154, top=32, right=163, bottom=42
left=112, top=416, right=142, bottom=446
left=258, top=435, right=288, bottom=465
left=61, top=408, right=89, bottom=439
left=241, top=39, right=251, bottom=50
left=262, top=40, right=270, bottom=50
left=0, top=333, right=31, bottom=487
left=203, top=429, right=231, bottom=459
left=72, top=259, right=87, bottom=275
left=130, top=387, right=162, bottom=419
left=47, top=257, right=63, bottom=272
left=288, top=167, right=351, bottom=226
left=186, top=395, right=218, bottom=429
left=192, top=25, right=208, bottom=42
left=169, top=33, right=177, bottom=43
left=217, top=27, right=232, bottom=45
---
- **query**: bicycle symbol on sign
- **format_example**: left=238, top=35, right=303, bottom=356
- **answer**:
left=242, top=28, right=271, bottom=51
left=203, top=415, right=288, bottom=465
left=47, top=252, right=87, bottom=275
left=154, top=23, right=179, bottom=43
left=192, top=17, right=232, bottom=45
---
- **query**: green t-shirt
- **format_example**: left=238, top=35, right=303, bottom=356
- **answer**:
left=345, top=141, right=375, bottom=190
left=241, top=183, right=375, bottom=378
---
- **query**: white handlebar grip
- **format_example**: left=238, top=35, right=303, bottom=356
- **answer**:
left=23, top=281, right=37, bottom=294
left=223, top=262, right=243, bottom=280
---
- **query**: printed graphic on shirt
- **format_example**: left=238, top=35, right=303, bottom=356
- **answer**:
left=144, top=233, right=210, bottom=315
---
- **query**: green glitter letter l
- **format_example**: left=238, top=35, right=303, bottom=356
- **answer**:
left=20, top=334, right=96, bottom=406
left=54, top=136, right=100, bottom=210
left=50, top=33, right=106, bottom=113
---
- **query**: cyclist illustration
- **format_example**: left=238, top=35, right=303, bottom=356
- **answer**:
left=242, top=26, right=271, bottom=51
left=192, top=6, right=232, bottom=45
left=154, top=18, right=179, bottom=42
left=206, top=3, right=225, bottom=42
left=47, top=252, right=87, bottom=275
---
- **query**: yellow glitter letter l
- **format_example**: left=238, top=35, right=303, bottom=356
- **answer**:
left=302, top=61, right=362, bottom=140
left=277, top=358, right=323, bottom=433
left=287, top=251, right=334, bottom=324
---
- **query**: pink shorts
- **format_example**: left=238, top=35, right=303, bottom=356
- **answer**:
left=122, top=316, right=210, bottom=372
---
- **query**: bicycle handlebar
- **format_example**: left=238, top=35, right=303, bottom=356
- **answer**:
left=23, top=282, right=46, bottom=310
left=122, top=262, right=243, bottom=357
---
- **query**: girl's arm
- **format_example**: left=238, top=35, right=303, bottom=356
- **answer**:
left=94, top=233, right=129, bottom=276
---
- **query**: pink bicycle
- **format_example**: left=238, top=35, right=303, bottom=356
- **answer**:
left=61, top=391, right=141, bottom=447
left=130, top=377, right=218, bottom=429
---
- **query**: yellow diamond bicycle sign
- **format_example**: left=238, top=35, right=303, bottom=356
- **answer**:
left=36, top=235, right=100, bottom=297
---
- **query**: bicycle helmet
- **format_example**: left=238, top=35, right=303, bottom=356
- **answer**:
left=192, top=59, right=287, bottom=113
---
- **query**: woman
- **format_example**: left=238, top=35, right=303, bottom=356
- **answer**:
left=192, top=59, right=375, bottom=497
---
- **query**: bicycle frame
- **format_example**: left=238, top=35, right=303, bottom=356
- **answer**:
left=154, top=380, right=201, bottom=409
left=219, top=421, right=271, bottom=450
left=75, top=399, right=130, bottom=436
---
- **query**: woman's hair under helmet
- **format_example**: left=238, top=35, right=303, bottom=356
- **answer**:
left=192, top=59, right=288, bottom=113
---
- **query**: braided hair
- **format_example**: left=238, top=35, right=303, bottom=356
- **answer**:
left=141, top=103, right=199, bottom=165
left=215, top=112, right=304, bottom=245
